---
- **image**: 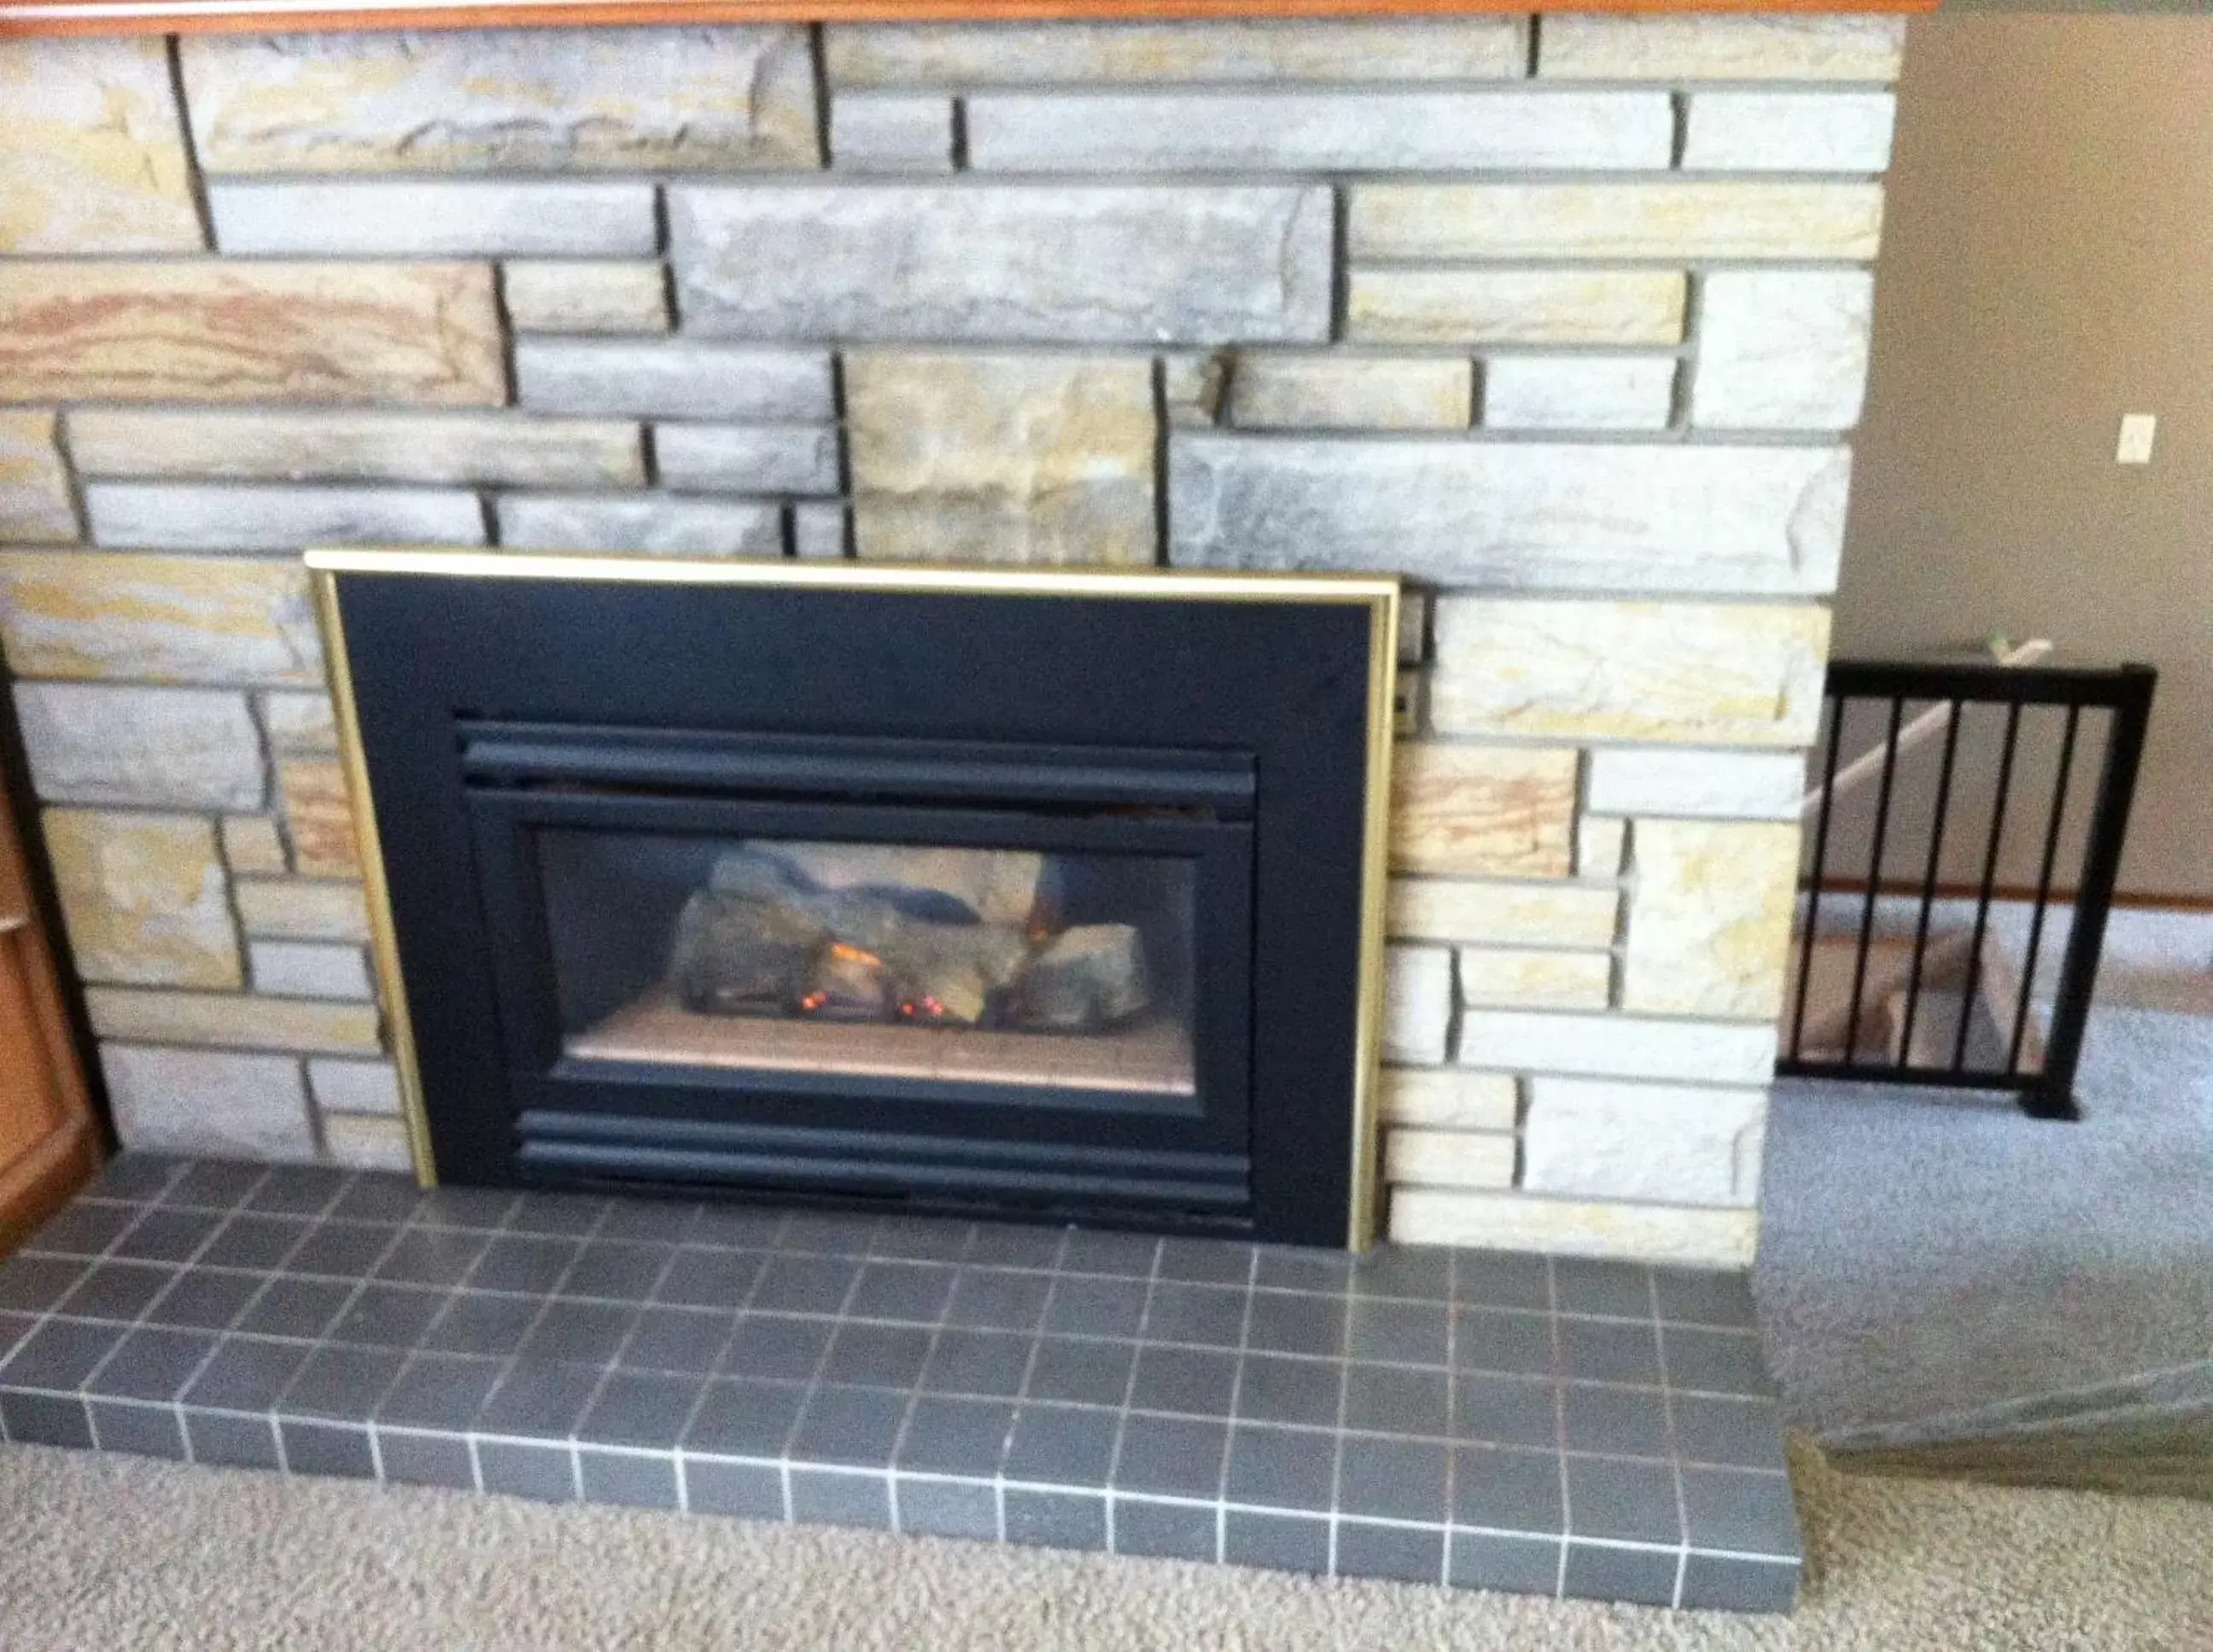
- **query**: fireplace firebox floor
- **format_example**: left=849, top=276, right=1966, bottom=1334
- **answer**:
left=0, top=1157, right=1799, bottom=1614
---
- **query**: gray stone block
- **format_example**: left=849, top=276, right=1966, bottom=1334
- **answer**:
left=1169, top=434, right=1848, bottom=594
left=85, top=482, right=486, bottom=552
left=655, top=425, right=843, bottom=495
left=15, top=683, right=264, bottom=808
left=831, top=94, right=953, bottom=173
left=966, top=90, right=1671, bottom=173
left=497, top=493, right=785, bottom=557
left=102, top=1042, right=315, bottom=1160
left=208, top=181, right=657, bottom=257
left=516, top=341, right=834, bottom=421
left=669, top=184, right=1331, bottom=344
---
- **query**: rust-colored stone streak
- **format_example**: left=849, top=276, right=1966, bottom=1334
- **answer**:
left=0, top=263, right=506, bottom=406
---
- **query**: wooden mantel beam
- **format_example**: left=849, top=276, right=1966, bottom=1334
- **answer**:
left=0, top=0, right=1938, bottom=44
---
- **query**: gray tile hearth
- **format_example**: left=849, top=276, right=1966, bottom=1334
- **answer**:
left=0, top=1156, right=1801, bottom=1612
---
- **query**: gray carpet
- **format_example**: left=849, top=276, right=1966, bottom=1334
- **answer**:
left=2, top=1436, right=2210, bottom=1650
left=1758, top=908, right=2213, bottom=1446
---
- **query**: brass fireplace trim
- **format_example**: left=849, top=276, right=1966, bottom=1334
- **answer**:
left=306, top=548, right=1400, bottom=1248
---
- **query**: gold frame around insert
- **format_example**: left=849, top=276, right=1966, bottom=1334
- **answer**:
left=306, top=548, right=1399, bottom=1249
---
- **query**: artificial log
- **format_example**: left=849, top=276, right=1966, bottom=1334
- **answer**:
left=709, top=843, right=1043, bottom=929
left=1015, top=925, right=1150, bottom=1032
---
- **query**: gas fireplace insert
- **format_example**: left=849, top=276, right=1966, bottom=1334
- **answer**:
left=312, top=552, right=1396, bottom=1247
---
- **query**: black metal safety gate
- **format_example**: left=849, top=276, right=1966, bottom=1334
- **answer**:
left=1780, top=659, right=2157, bottom=1119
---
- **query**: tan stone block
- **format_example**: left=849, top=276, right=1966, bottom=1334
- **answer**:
left=235, top=878, right=370, bottom=943
left=183, top=29, right=818, bottom=172
left=1381, top=1066, right=1518, bottom=1132
left=45, top=810, right=241, bottom=989
left=1623, top=819, right=1800, bottom=1020
left=1231, top=353, right=1472, bottom=431
left=1458, top=948, right=1612, bottom=1012
left=0, top=40, right=201, bottom=254
left=220, top=815, right=289, bottom=877
left=1384, top=1127, right=1516, bottom=1190
left=321, top=1111, right=413, bottom=1173
left=67, top=410, right=642, bottom=489
left=1350, top=183, right=1883, bottom=263
left=1349, top=271, right=1686, bottom=347
left=0, top=553, right=320, bottom=685
left=0, top=263, right=505, bottom=406
left=277, top=756, right=359, bottom=878
left=1387, top=877, right=1619, bottom=949
left=502, top=262, right=670, bottom=336
left=1390, top=743, right=1578, bottom=879
left=260, top=692, right=338, bottom=754
left=0, top=412, right=78, bottom=545
left=1539, top=15, right=1906, bottom=82
left=87, top=985, right=380, bottom=1054
left=846, top=353, right=1155, bottom=565
left=1388, top=1187, right=1758, bottom=1266
left=1430, top=599, right=1831, bottom=747
left=827, top=20, right=1527, bottom=85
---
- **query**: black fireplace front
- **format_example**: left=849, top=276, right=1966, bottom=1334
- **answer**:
left=313, top=554, right=1395, bottom=1247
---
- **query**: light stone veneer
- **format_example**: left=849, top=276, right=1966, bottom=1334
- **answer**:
left=45, top=811, right=241, bottom=989
left=832, top=94, right=955, bottom=173
left=1383, top=945, right=1455, bottom=1065
left=0, top=263, right=505, bottom=407
left=1683, top=92, right=1897, bottom=174
left=844, top=353, right=1155, bottom=564
left=1522, top=1078, right=1766, bottom=1208
left=669, top=184, right=1334, bottom=344
left=182, top=29, right=819, bottom=172
left=1694, top=271, right=1877, bottom=432
left=1171, top=437, right=1849, bottom=594
left=0, top=412, right=79, bottom=544
left=502, top=264, right=670, bottom=336
left=1538, top=15, right=1905, bottom=82
left=965, top=90, right=1673, bottom=173
left=15, top=684, right=264, bottom=810
left=826, top=20, right=1529, bottom=85
left=1350, top=182, right=1884, bottom=263
left=102, top=1044, right=317, bottom=1162
left=1622, top=820, right=1801, bottom=1019
left=0, top=18, right=1905, bottom=1266
left=85, top=482, right=487, bottom=553
left=1231, top=355, right=1472, bottom=433
left=1429, top=599, right=1832, bottom=746
left=515, top=341, right=833, bottom=422
left=0, top=553, right=323, bottom=686
left=208, top=181, right=658, bottom=259
left=655, top=426, right=843, bottom=496
left=66, top=410, right=645, bottom=490
left=0, top=40, right=202, bottom=254
left=1480, top=358, right=1676, bottom=433
left=498, top=493, right=785, bottom=557
left=1585, top=749, right=1805, bottom=821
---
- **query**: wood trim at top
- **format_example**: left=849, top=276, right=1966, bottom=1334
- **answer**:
left=0, top=0, right=1938, bottom=43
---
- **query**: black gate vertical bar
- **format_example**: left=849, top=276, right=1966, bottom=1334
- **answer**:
left=1951, top=699, right=2022, bottom=1073
left=2007, top=702, right=2080, bottom=1081
left=1788, top=694, right=1847, bottom=1063
left=1842, top=696, right=1906, bottom=1066
left=2029, top=666, right=2158, bottom=1119
left=1896, top=702, right=1961, bottom=1066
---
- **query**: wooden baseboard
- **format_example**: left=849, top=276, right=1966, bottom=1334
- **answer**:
left=0, top=1115, right=101, bottom=1258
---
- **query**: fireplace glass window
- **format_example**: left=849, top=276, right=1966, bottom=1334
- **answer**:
left=539, top=832, right=1198, bottom=1097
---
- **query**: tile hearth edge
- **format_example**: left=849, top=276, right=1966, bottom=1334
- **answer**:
left=0, top=1156, right=1800, bottom=1614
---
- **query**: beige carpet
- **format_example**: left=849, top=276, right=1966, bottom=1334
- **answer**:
left=1, top=1440, right=2209, bottom=1650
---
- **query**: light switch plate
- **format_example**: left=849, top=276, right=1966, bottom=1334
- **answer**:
left=2117, top=414, right=2157, bottom=464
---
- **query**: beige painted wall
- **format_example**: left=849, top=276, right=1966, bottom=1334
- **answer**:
left=1838, top=11, right=2213, bottom=897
